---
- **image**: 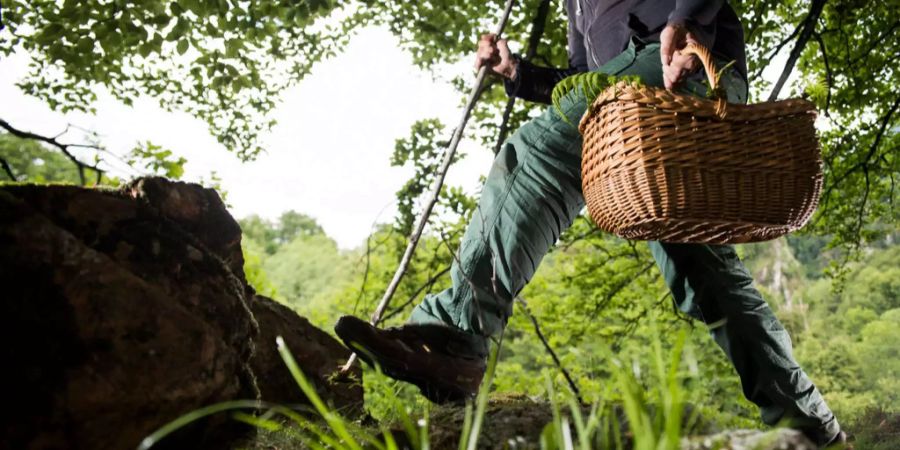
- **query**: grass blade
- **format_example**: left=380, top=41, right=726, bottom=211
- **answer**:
left=276, top=336, right=362, bottom=450
left=138, top=400, right=264, bottom=450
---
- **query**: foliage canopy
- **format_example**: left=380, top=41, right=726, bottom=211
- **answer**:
left=1, top=0, right=349, bottom=159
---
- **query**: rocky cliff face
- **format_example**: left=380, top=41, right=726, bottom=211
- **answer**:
left=0, top=178, right=361, bottom=450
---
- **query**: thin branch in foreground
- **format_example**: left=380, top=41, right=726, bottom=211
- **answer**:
left=516, top=296, right=585, bottom=405
left=816, top=95, right=900, bottom=227
left=0, top=117, right=104, bottom=185
left=849, top=95, right=900, bottom=248
left=767, top=0, right=827, bottom=101
left=352, top=221, right=396, bottom=315
left=750, top=19, right=805, bottom=82
left=380, top=266, right=452, bottom=323
left=0, top=156, right=17, bottom=181
left=340, top=0, right=518, bottom=373
left=492, top=0, right=553, bottom=155
left=590, top=261, right=655, bottom=315
left=811, top=31, right=833, bottom=117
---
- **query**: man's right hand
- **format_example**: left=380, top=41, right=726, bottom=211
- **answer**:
left=474, top=33, right=518, bottom=80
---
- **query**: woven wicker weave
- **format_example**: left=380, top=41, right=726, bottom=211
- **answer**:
left=578, top=43, right=822, bottom=244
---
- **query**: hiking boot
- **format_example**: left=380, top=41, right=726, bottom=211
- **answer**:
left=334, top=315, right=487, bottom=404
left=802, top=419, right=850, bottom=449
left=821, top=430, right=851, bottom=449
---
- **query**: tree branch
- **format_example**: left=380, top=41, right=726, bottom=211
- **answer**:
left=850, top=95, right=900, bottom=247
left=0, top=156, right=17, bottom=181
left=381, top=266, right=452, bottom=322
left=750, top=19, right=804, bottom=82
left=817, top=95, right=900, bottom=240
left=352, top=224, right=396, bottom=315
left=861, top=96, right=900, bottom=172
left=767, top=0, right=828, bottom=101
left=611, top=289, right=669, bottom=352
left=848, top=20, right=900, bottom=65
left=559, top=227, right=603, bottom=250
left=0, top=118, right=104, bottom=185
left=516, top=296, right=585, bottom=405
left=811, top=31, right=833, bottom=117
left=590, top=262, right=655, bottom=315
left=822, top=97, right=900, bottom=220
left=492, top=0, right=553, bottom=155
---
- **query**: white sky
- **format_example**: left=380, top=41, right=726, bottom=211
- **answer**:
left=0, top=26, right=495, bottom=249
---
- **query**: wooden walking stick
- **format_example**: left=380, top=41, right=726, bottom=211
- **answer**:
left=341, top=0, right=517, bottom=373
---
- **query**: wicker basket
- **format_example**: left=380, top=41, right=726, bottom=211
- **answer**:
left=578, top=43, right=822, bottom=244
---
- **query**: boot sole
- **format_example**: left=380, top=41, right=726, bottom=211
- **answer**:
left=334, top=316, right=477, bottom=404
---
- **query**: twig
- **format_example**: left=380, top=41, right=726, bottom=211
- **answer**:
left=352, top=220, right=395, bottom=315
left=492, top=0, right=553, bottom=155
left=590, top=262, right=655, bottom=315
left=341, top=0, right=517, bottom=373
left=767, top=0, right=828, bottom=101
left=820, top=95, right=900, bottom=210
left=750, top=20, right=804, bottom=82
left=0, top=156, right=17, bottom=181
left=380, top=266, right=452, bottom=322
left=611, top=289, right=669, bottom=352
left=559, top=227, right=603, bottom=250
left=0, top=118, right=104, bottom=185
left=516, top=296, right=585, bottom=405
left=850, top=96, right=900, bottom=248
left=811, top=31, right=833, bottom=117
left=847, top=20, right=900, bottom=65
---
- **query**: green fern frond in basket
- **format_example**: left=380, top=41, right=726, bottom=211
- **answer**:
left=707, top=59, right=737, bottom=99
left=552, top=73, right=643, bottom=125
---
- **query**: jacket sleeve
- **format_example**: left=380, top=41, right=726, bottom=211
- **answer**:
left=503, top=4, right=589, bottom=105
left=667, top=0, right=725, bottom=49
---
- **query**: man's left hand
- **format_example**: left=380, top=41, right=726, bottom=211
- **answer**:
left=660, top=23, right=700, bottom=90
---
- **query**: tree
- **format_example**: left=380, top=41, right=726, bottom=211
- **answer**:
left=0, top=134, right=85, bottom=184
left=0, top=0, right=355, bottom=168
left=0, top=132, right=187, bottom=185
left=239, top=211, right=325, bottom=255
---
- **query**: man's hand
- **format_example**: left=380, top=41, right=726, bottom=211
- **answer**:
left=660, top=24, right=700, bottom=90
left=474, top=33, right=517, bottom=80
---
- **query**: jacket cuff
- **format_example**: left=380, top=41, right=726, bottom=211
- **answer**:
left=666, top=12, right=695, bottom=29
left=666, top=15, right=715, bottom=50
left=503, top=54, right=523, bottom=98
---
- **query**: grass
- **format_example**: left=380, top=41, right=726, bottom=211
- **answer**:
left=140, top=330, right=698, bottom=450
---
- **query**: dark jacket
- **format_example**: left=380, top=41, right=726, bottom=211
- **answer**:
left=505, top=0, right=747, bottom=104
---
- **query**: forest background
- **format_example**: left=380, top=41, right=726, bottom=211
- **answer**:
left=1, top=0, right=898, bottom=439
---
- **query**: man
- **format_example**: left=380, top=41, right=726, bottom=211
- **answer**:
left=336, top=0, right=846, bottom=446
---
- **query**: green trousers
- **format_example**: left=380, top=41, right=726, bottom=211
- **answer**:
left=409, top=38, right=839, bottom=438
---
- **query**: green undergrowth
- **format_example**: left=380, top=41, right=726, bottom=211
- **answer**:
left=844, top=408, right=900, bottom=450
left=140, top=328, right=710, bottom=449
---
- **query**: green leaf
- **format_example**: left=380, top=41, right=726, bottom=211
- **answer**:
left=225, top=39, right=243, bottom=58
left=138, top=43, right=153, bottom=58
left=36, top=23, right=66, bottom=44
left=177, top=39, right=189, bottom=55
left=76, top=36, right=94, bottom=53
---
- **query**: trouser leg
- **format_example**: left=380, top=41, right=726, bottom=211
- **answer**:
left=649, top=242, right=840, bottom=440
left=408, top=84, right=588, bottom=348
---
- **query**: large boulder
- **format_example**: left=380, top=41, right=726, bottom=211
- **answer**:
left=0, top=178, right=361, bottom=450
left=249, top=294, right=363, bottom=411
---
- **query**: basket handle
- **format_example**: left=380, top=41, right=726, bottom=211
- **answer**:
left=678, top=43, right=728, bottom=118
